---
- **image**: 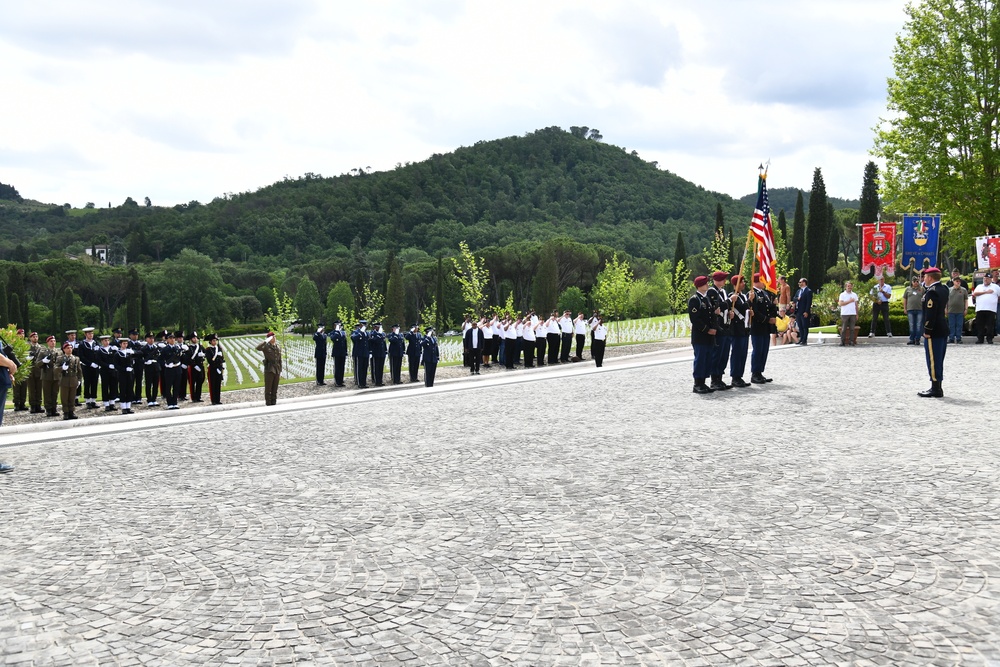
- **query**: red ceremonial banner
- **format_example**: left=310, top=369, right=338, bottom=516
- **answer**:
left=975, top=235, right=1000, bottom=269
left=860, top=222, right=897, bottom=278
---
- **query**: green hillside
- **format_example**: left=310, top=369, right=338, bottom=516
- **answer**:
left=2, top=127, right=751, bottom=264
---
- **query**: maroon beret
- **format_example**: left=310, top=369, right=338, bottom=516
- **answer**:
left=921, top=266, right=942, bottom=275
left=693, top=276, right=709, bottom=288
left=712, top=270, right=728, bottom=281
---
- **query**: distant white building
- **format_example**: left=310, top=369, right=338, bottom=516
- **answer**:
left=84, top=244, right=127, bottom=265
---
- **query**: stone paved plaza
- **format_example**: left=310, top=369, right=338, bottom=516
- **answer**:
left=1, top=341, right=997, bottom=666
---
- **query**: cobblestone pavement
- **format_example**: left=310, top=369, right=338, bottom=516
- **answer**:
left=0, top=341, right=996, bottom=666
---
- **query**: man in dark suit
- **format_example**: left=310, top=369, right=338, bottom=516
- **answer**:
left=919, top=266, right=949, bottom=398
left=794, top=278, right=813, bottom=345
left=463, top=319, right=484, bottom=375
left=351, top=320, right=370, bottom=388
left=329, top=321, right=348, bottom=387
left=404, top=324, right=422, bottom=382
left=313, top=324, right=328, bottom=385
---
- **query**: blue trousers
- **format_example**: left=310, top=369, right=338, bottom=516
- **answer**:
left=711, top=335, right=732, bottom=377
left=692, top=343, right=712, bottom=380
left=907, top=310, right=924, bottom=342
left=924, top=336, right=947, bottom=382
left=729, top=336, right=749, bottom=379
left=750, top=334, right=770, bottom=374
left=948, top=313, right=964, bottom=341
left=796, top=313, right=809, bottom=344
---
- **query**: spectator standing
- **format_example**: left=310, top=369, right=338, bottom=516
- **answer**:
left=869, top=277, right=893, bottom=337
left=777, top=276, right=792, bottom=313
left=947, top=279, right=969, bottom=344
left=838, top=281, right=860, bottom=346
left=971, top=274, right=1000, bottom=344
left=903, top=277, right=925, bottom=345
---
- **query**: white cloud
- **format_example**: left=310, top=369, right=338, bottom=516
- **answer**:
left=0, top=0, right=909, bottom=207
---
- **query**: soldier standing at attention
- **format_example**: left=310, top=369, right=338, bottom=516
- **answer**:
left=55, top=341, right=83, bottom=420
left=351, top=320, right=370, bottom=388
left=40, top=335, right=61, bottom=417
left=256, top=331, right=282, bottom=406
left=689, top=276, right=717, bottom=394
left=114, top=337, right=136, bottom=415
left=707, top=270, right=735, bottom=391
left=313, top=324, right=328, bottom=385
left=369, top=322, right=387, bottom=387
left=329, top=321, right=348, bottom=387
left=421, top=327, right=440, bottom=387
left=26, top=331, right=46, bottom=413
left=97, top=334, right=118, bottom=411
left=919, top=266, right=949, bottom=398
left=141, top=331, right=161, bottom=407
left=404, top=324, right=422, bottom=382
left=205, top=333, right=225, bottom=405
left=728, top=276, right=752, bottom=388
left=387, top=324, right=405, bottom=384
left=160, top=331, right=183, bottom=410
left=186, top=332, right=206, bottom=403
left=748, top=273, right=776, bottom=384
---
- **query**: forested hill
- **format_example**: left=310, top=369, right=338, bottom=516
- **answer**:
left=738, top=187, right=860, bottom=214
left=1, top=126, right=752, bottom=264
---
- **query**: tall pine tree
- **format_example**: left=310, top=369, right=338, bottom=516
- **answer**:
left=826, top=203, right=840, bottom=273
left=0, top=285, right=7, bottom=326
left=62, top=288, right=80, bottom=334
left=674, top=231, right=687, bottom=269
left=140, top=283, right=151, bottom=332
left=777, top=209, right=787, bottom=241
left=715, top=203, right=725, bottom=235
left=858, top=161, right=881, bottom=280
left=384, top=255, right=405, bottom=327
left=532, top=243, right=558, bottom=314
left=806, top=169, right=830, bottom=290
left=791, top=191, right=806, bottom=284
left=435, top=256, right=445, bottom=330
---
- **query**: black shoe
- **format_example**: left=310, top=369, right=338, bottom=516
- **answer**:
left=731, top=378, right=750, bottom=388
left=918, top=381, right=944, bottom=398
left=122, top=409, right=133, bottom=415
left=63, top=415, right=78, bottom=420
left=692, top=383, right=713, bottom=394
left=0, top=463, right=14, bottom=473
left=46, top=412, right=59, bottom=417
left=751, top=373, right=767, bottom=385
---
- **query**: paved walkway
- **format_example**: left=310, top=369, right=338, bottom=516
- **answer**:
left=0, top=341, right=996, bottom=666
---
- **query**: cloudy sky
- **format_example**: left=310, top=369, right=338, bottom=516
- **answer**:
left=1, top=0, right=908, bottom=208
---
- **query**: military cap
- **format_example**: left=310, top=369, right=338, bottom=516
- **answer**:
left=144, top=331, right=155, bottom=339
left=65, top=329, right=77, bottom=335
left=425, top=327, right=435, bottom=334
left=266, top=331, right=275, bottom=338
left=29, top=331, right=38, bottom=337
left=62, top=341, right=73, bottom=350
left=128, top=328, right=139, bottom=336
left=358, top=319, right=367, bottom=325
left=82, top=327, right=95, bottom=333
left=711, top=270, right=729, bottom=281
left=16, top=328, right=24, bottom=335
left=206, top=333, right=219, bottom=342
left=173, top=330, right=184, bottom=339
left=693, top=276, right=709, bottom=288
left=730, top=275, right=743, bottom=286
left=189, top=331, right=199, bottom=339
left=46, top=335, right=56, bottom=343
left=99, top=334, right=111, bottom=339
left=921, top=266, right=942, bottom=275
left=166, top=331, right=176, bottom=339
left=753, top=272, right=763, bottom=282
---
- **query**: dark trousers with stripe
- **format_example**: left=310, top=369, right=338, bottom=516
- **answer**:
left=924, top=336, right=947, bottom=382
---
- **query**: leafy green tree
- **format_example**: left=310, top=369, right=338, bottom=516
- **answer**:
left=325, top=281, right=356, bottom=326
left=592, top=254, right=633, bottom=341
left=806, top=169, right=830, bottom=290
left=532, top=243, right=558, bottom=314
left=435, top=256, right=445, bottom=330
left=705, top=229, right=733, bottom=274
left=149, top=249, right=231, bottom=331
left=873, top=0, right=1000, bottom=255
left=452, top=241, right=489, bottom=317
left=125, top=266, right=141, bottom=330
left=263, top=289, right=297, bottom=377
left=294, top=276, right=323, bottom=326
left=800, top=250, right=811, bottom=294
left=557, top=286, right=587, bottom=315
left=357, top=283, right=384, bottom=323
left=791, top=190, right=806, bottom=283
left=256, top=286, right=277, bottom=315
left=384, top=257, right=405, bottom=327
left=60, top=288, right=79, bottom=333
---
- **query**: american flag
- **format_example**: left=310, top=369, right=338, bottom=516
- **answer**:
left=750, top=174, right=777, bottom=291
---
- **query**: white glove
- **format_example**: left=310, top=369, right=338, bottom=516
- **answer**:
left=181, top=364, right=188, bottom=369
left=195, top=366, right=202, bottom=372
left=28, top=355, right=34, bottom=361
left=182, top=345, right=189, bottom=351
left=62, top=364, right=69, bottom=371
left=126, top=367, right=133, bottom=372
left=42, top=358, right=51, bottom=364
left=216, top=368, right=223, bottom=375
left=109, top=364, right=115, bottom=370
left=91, top=362, right=99, bottom=369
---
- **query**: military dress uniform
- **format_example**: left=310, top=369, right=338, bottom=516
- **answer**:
left=313, top=327, right=329, bottom=385
left=688, top=276, right=716, bottom=394
left=749, top=276, right=776, bottom=384
left=205, top=335, right=225, bottom=405
left=27, top=334, right=46, bottom=413
left=369, top=324, right=387, bottom=386
left=707, top=272, right=734, bottom=390
left=919, top=267, right=949, bottom=398
left=140, top=333, right=161, bottom=406
left=113, top=342, right=136, bottom=414
left=97, top=336, right=119, bottom=410
left=351, top=323, right=370, bottom=388
left=185, top=334, right=206, bottom=402
left=39, top=338, right=61, bottom=417
left=125, top=330, right=144, bottom=403
left=10, top=330, right=28, bottom=411
left=55, top=344, right=83, bottom=419
left=256, top=334, right=282, bottom=406
left=329, top=324, right=348, bottom=387
left=387, top=326, right=405, bottom=384
left=404, top=326, right=422, bottom=382
left=421, top=328, right=440, bottom=387
left=728, top=277, right=752, bottom=388
left=161, top=334, right=183, bottom=409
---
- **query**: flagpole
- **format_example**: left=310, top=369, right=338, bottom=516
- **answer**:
left=737, top=164, right=765, bottom=288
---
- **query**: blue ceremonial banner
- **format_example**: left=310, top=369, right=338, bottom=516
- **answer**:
left=901, top=215, right=941, bottom=269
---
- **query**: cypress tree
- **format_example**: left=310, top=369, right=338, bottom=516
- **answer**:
left=9, top=293, right=21, bottom=328
left=800, top=251, right=810, bottom=297
left=806, top=168, right=829, bottom=290
left=826, top=203, right=840, bottom=275
left=715, top=203, right=725, bottom=235
left=140, top=283, right=151, bottom=332
left=727, top=228, right=735, bottom=269
left=674, top=231, right=687, bottom=268
left=791, top=191, right=806, bottom=283
left=777, top=209, right=787, bottom=240
left=532, top=243, right=558, bottom=314
left=435, top=256, right=444, bottom=330
left=858, top=161, right=881, bottom=281
left=62, top=288, right=79, bottom=334
left=384, top=256, right=405, bottom=327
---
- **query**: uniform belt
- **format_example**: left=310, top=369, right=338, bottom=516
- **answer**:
left=165, top=363, right=180, bottom=368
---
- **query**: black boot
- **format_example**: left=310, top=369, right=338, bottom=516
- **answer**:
left=731, top=377, right=750, bottom=388
left=709, top=375, right=731, bottom=391
left=918, top=381, right=944, bottom=398
left=750, top=373, right=767, bottom=384
left=692, top=379, right=714, bottom=394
